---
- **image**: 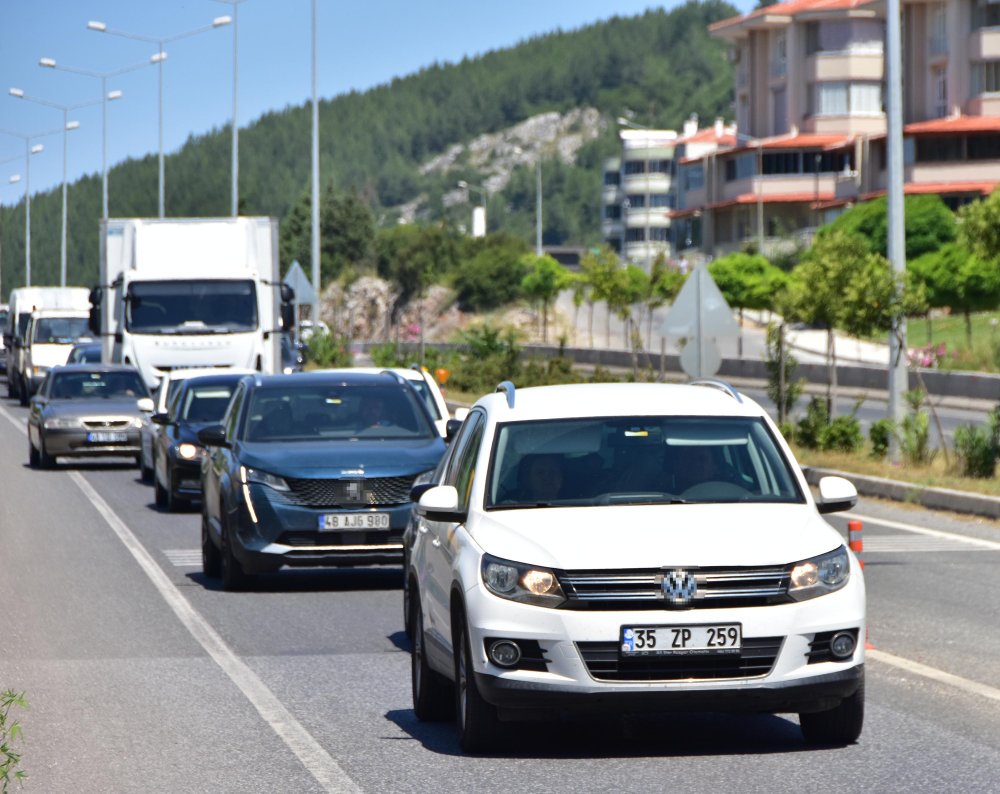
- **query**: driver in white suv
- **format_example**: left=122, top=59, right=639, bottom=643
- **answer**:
left=405, top=380, right=865, bottom=753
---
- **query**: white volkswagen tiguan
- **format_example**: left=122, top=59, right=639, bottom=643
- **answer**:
left=406, top=380, right=865, bottom=752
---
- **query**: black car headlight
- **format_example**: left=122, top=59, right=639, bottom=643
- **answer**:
left=240, top=465, right=290, bottom=492
left=177, top=443, right=203, bottom=460
left=788, top=547, right=850, bottom=601
left=481, top=553, right=566, bottom=608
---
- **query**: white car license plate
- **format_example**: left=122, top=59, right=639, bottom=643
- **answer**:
left=621, top=624, right=742, bottom=655
left=87, top=431, right=128, bottom=443
left=318, top=513, right=390, bottom=531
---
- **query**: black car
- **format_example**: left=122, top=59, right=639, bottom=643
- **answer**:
left=67, top=341, right=103, bottom=364
left=151, top=372, right=246, bottom=512
left=198, top=371, right=452, bottom=590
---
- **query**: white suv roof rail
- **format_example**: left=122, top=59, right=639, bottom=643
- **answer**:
left=496, top=380, right=516, bottom=408
left=689, top=378, right=743, bottom=403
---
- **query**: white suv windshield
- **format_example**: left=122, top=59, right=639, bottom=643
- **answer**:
left=487, top=416, right=804, bottom=508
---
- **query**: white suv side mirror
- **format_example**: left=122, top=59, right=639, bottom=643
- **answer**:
left=816, top=475, right=858, bottom=514
left=418, top=485, right=466, bottom=522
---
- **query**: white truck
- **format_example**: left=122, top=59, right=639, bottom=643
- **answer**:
left=23, top=307, right=94, bottom=401
left=4, top=286, right=91, bottom=402
left=89, top=218, right=294, bottom=389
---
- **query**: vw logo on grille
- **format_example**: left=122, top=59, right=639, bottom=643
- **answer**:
left=662, top=569, right=697, bottom=606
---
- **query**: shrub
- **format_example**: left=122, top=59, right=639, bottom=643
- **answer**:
left=446, top=324, right=522, bottom=396
left=824, top=415, right=863, bottom=453
left=765, top=323, right=804, bottom=421
left=953, top=403, right=1000, bottom=478
left=305, top=331, right=352, bottom=368
left=795, top=396, right=862, bottom=452
left=0, top=690, right=27, bottom=789
left=899, top=390, right=936, bottom=465
left=869, top=418, right=894, bottom=459
left=796, top=397, right=830, bottom=450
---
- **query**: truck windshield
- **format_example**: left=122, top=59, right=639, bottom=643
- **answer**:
left=33, top=317, right=91, bottom=344
left=126, top=280, right=258, bottom=333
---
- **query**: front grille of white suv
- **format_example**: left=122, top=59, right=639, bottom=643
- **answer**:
left=558, top=566, right=791, bottom=610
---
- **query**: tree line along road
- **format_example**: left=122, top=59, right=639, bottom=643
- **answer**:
left=0, top=384, right=998, bottom=792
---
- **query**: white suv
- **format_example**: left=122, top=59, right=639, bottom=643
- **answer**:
left=406, top=380, right=864, bottom=752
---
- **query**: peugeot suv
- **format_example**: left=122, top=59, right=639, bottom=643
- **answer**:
left=406, top=380, right=864, bottom=752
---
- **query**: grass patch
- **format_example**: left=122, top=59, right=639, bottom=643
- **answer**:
left=904, top=311, right=1000, bottom=371
left=791, top=445, right=1000, bottom=497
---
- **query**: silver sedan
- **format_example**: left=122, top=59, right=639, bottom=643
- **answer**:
left=27, top=364, right=153, bottom=469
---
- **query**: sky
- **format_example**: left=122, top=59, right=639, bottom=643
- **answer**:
left=0, top=0, right=753, bottom=206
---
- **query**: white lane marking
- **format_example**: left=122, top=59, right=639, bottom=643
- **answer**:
left=862, top=536, right=999, bottom=553
left=0, top=404, right=360, bottom=793
left=165, top=549, right=203, bottom=567
left=867, top=648, right=1000, bottom=703
left=845, top=511, right=1000, bottom=551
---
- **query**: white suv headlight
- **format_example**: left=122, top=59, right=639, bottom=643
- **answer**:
left=481, top=553, right=566, bottom=608
left=788, top=547, right=850, bottom=601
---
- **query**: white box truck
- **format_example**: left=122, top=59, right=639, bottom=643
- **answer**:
left=89, top=218, right=294, bottom=388
left=4, top=286, right=91, bottom=402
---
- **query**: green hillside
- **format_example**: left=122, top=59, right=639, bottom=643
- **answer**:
left=0, top=0, right=737, bottom=296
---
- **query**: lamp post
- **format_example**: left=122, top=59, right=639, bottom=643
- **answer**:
left=535, top=160, right=543, bottom=256
left=0, top=130, right=51, bottom=287
left=9, top=88, right=99, bottom=287
left=457, top=180, right=488, bottom=237
left=213, top=0, right=248, bottom=216
left=37, top=58, right=145, bottom=219
left=87, top=15, right=232, bottom=218
left=310, top=0, right=320, bottom=325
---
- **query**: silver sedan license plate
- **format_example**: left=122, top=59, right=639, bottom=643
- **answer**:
left=621, top=624, right=742, bottom=655
left=87, top=431, right=128, bottom=443
left=318, top=513, right=390, bottom=531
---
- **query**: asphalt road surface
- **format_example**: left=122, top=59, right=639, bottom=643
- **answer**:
left=1, top=388, right=999, bottom=793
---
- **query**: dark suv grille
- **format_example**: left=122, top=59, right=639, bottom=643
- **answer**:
left=577, top=636, right=784, bottom=681
left=558, top=566, right=791, bottom=610
left=283, top=475, right=417, bottom=508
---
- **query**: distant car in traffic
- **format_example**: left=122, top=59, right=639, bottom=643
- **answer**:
left=27, top=364, right=153, bottom=469
left=140, top=367, right=255, bottom=483
left=150, top=372, right=246, bottom=512
left=67, top=341, right=103, bottom=364
left=198, top=370, right=452, bottom=590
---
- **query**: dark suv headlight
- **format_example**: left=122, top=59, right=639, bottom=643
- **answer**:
left=481, top=553, right=566, bottom=607
left=788, top=547, right=850, bottom=601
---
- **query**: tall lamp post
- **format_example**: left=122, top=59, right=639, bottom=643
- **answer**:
left=0, top=130, right=51, bottom=286
left=37, top=58, right=145, bottom=219
left=311, top=0, right=320, bottom=325
left=9, top=88, right=99, bottom=287
left=87, top=15, right=232, bottom=218
left=213, top=0, right=248, bottom=216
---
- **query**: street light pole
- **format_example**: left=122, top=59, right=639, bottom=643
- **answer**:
left=536, top=160, right=543, bottom=255
left=87, top=16, right=231, bottom=218
left=1, top=130, right=52, bottom=287
left=38, top=57, right=142, bottom=219
left=311, top=0, right=321, bottom=325
left=214, top=0, right=247, bottom=216
left=8, top=89, right=98, bottom=286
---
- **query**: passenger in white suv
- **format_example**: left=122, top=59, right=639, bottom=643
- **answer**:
left=405, top=380, right=865, bottom=753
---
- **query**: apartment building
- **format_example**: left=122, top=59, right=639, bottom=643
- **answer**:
left=673, top=0, right=1000, bottom=257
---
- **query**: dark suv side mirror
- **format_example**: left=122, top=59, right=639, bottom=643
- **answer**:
left=197, top=425, right=230, bottom=448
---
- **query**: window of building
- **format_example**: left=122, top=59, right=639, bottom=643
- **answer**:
left=972, top=60, right=1000, bottom=94
left=969, top=134, right=1000, bottom=159
left=810, top=81, right=883, bottom=116
left=973, top=0, right=1000, bottom=30
left=929, top=4, right=947, bottom=54
left=604, top=205, right=622, bottom=220
left=805, top=20, right=884, bottom=55
left=762, top=151, right=851, bottom=174
left=685, top=164, right=704, bottom=191
left=772, top=32, right=787, bottom=77
left=648, top=159, right=673, bottom=174
left=650, top=193, right=673, bottom=208
left=627, top=194, right=646, bottom=208
left=915, top=135, right=964, bottom=161
left=603, top=171, right=620, bottom=186
left=625, top=228, right=647, bottom=242
left=624, top=160, right=647, bottom=175
left=648, top=227, right=669, bottom=242
left=932, top=66, right=948, bottom=117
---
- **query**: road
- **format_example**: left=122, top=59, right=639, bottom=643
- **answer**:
left=1, top=388, right=999, bottom=792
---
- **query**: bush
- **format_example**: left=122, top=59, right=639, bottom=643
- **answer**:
left=0, top=690, right=27, bottom=789
left=899, top=390, right=935, bottom=465
left=953, top=403, right=1000, bottom=478
left=824, top=415, right=863, bottom=453
left=795, top=396, right=862, bottom=452
left=796, top=397, right=830, bottom=450
left=446, top=324, right=522, bottom=396
left=869, top=418, right=894, bottom=459
left=305, top=331, right=353, bottom=368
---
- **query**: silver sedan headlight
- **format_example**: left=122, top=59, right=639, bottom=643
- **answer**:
left=44, top=416, right=83, bottom=430
left=788, top=547, right=850, bottom=601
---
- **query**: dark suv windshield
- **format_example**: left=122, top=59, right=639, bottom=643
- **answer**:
left=33, top=317, right=91, bottom=344
left=487, top=416, right=804, bottom=508
left=126, top=280, right=257, bottom=333
left=244, top=383, right=436, bottom=443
